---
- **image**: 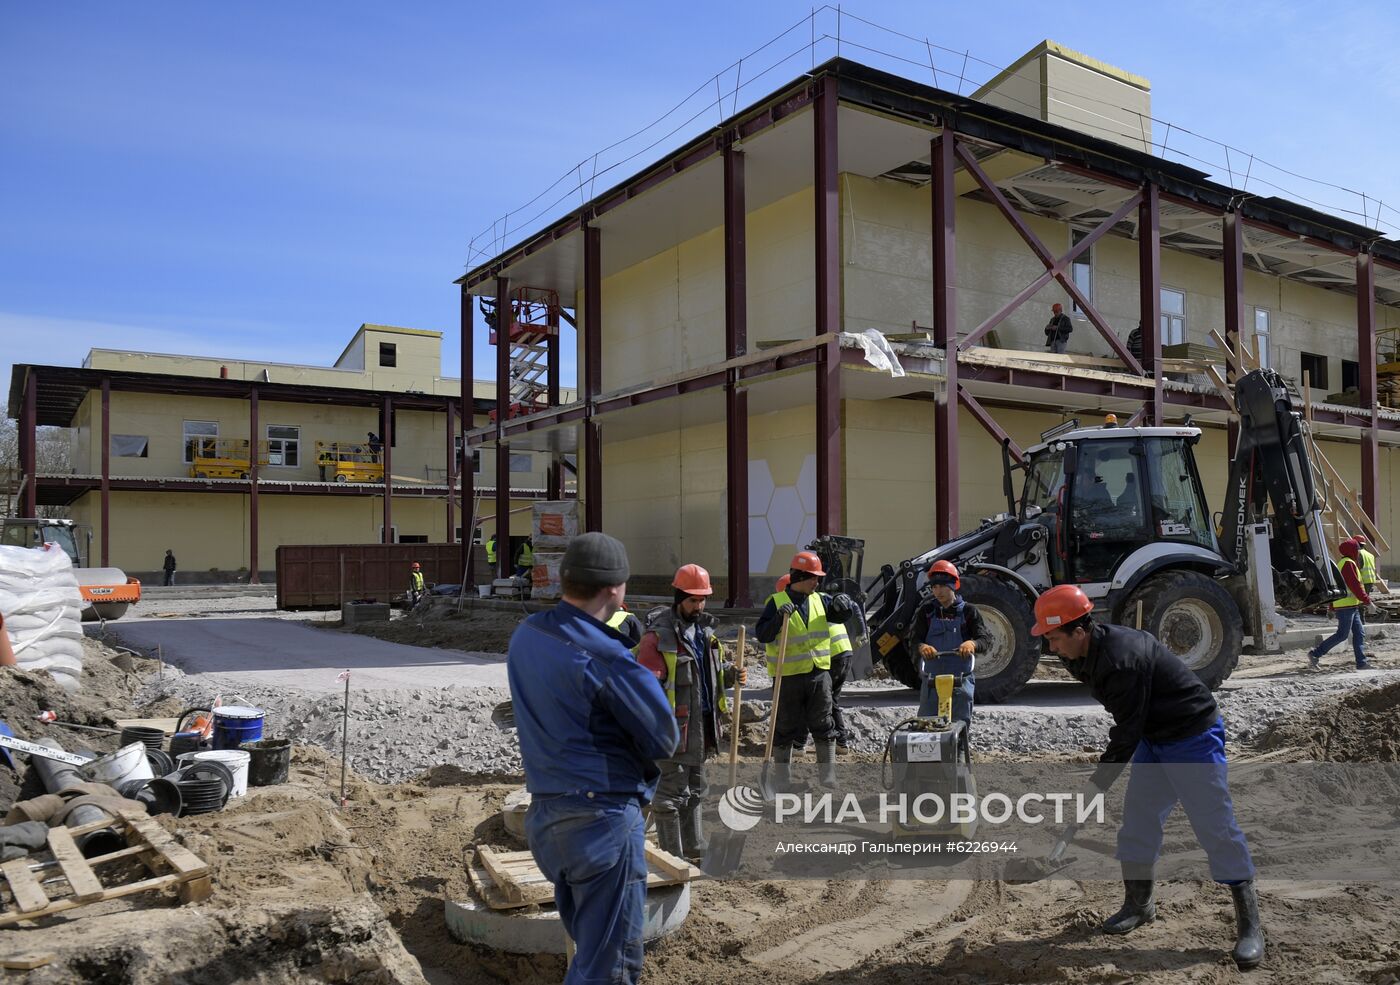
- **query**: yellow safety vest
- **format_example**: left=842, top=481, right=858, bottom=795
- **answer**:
left=829, top=619, right=852, bottom=657
left=485, top=538, right=497, bottom=564
left=1335, top=557, right=1363, bottom=608
left=410, top=572, right=425, bottom=592
left=764, top=590, right=832, bottom=676
left=519, top=544, right=534, bottom=566
left=605, top=609, right=641, bottom=654
left=1359, top=548, right=1379, bottom=585
left=646, top=617, right=729, bottom=715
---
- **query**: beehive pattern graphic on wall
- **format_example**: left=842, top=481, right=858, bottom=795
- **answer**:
left=747, top=454, right=817, bottom=574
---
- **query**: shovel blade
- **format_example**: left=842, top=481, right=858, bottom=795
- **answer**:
left=758, top=760, right=780, bottom=802
left=702, top=829, right=747, bottom=876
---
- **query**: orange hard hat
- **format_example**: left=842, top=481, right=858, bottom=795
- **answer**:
left=672, top=563, right=713, bottom=596
left=790, top=551, right=825, bottom=577
left=411, top=562, right=421, bottom=570
left=1353, top=533, right=1369, bottom=546
left=776, top=573, right=791, bottom=593
left=1031, top=585, right=1094, bottom=636
left=926, top=559, right=960, bottom=590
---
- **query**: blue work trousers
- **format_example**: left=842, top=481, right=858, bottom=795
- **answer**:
left=1116, top=719, right=1256, bottom=883
left=1316, top=606, right=1366, bottom=665
left=526, top=796, right=648, bottom=984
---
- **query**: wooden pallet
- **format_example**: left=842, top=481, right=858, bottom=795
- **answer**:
left=0, top=810, right=211, bottom=926
left=467, top=842, right=701, bottom=911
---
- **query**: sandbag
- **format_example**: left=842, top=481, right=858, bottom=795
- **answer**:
left=0, top=544, right=85, bottom=691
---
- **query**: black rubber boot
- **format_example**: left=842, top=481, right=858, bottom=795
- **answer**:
left=1230, top=879, right=1265, bottom=970
left=772, top=745, right=793, bottom=791
left=680, top=802, right=709, bottom=859
left=816, top=739, right=839, bottom=789
left=1102, top=866, right=1156, bottom=935
left=655, top=812, right=684, bottom=859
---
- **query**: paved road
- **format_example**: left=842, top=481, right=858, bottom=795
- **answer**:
left=96, top=617, right=509, bottom=693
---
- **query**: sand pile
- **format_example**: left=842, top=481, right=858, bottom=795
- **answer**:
left=1256, top=678, right=1400, bottom=761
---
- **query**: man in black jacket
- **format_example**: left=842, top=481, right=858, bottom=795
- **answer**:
left=1044, top=302, right=1073, bottom=353
left=1032, top=585, right=1264, bottom=971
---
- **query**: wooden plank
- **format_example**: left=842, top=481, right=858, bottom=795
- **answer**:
left=1208, top=329, right=1241, bottom=376
left=1204, top=365, right=1236, bottom=408
left=1, top=953, right=55, bottom=970
left=0, top=870, right=185, bottom=928
left=46, top=827, right=104, bottom=902
left=476, top=846, right=523, bottom=904
left=126, top=817, right=207, bottom=877
left=1, top=860, right=50, bottom=914
left=643, top=843, right=693, bottom=882
left=112, top=717, right=180, bottom=735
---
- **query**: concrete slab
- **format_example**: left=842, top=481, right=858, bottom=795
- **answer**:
left=97, top=617, right=508, bottom=693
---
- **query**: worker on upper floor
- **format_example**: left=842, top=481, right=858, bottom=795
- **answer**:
left=515, top=537, right=535, bottom=578
left=408, top=562, right=426, bottom=609
left=911, top=560, right=991, bottom=730
left=366, top=431, right=383, bottom=462
left=754, top=551, right=857, bottom=789
left=638, top=563, right=746, bottom=861
left=1044, top=301, right=1073, bottom=354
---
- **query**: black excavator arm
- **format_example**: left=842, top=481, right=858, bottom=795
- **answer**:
left=1217, top=368, right=1345, bottom=609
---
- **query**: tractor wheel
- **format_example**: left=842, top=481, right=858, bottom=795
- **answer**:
left=884, top=643, right=922, bottom=690
left=960, top=573, right=1041, bottom=703
left=1122, top=570, right=1242, bottom=689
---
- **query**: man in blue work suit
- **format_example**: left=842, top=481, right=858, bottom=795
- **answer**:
left=508, top=532, right=678, bottom=984
left=1033, top=585, right=1264, bottom=971
left=909, top=560, right=990, bottom=730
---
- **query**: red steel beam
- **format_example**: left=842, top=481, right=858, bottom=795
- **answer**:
left=1358, top=252, right=1380, bottom=522
left=445, top=397, right=457, bottom=543
left=100, top=378, right=110, bottom=566
left=381, top=395, right=394, bottom=544
left=460, top=287, right=474, bottom=583
left=495, top=275, right=512, bottom=569
left=724, top=137, right=750, bottom=606
left=958, top=385, right=1024, bottom=464
left=1139, top=183, right=1163, bottom=424
left=248, top=386, right=259, bottom=583
left=546, top=298, right=562, bottom=500
left=583, top=226, right=603, bottom=532
left=1223, top=210, right=1245, bottom=457
left=932, top=132, right=959, bottom=543
left=814, top=76, right=841, bottom=536
left=20, top=371, right=37, bottom=518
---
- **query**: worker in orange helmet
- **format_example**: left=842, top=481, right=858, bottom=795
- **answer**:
left=637, top=563, right=747, bottom=860
left=754, top=550, right=858, bottom=789
left=1032, top=585, right=1262, bottom=970
left=407, top=561, right=426, bottom=609
left=911, top=560, right=990, bottom=731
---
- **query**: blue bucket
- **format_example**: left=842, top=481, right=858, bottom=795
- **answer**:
left=213, top=706, right=265, bottom=750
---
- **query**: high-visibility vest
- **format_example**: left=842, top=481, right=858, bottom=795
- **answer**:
left=764, top=590, right=832, bottom=676
left=1359, top=548, right=1379, bottom=585
left=829, top=619, right=852, bottom=658
left=519, top=543, right=534, bottom=566
left=606, top=609, right=641, bottom=653
left=485, top=538, right=497, bottom=564
left=1335, top=557, right=1364, bottom=608
left=410, top=571, right=425, bottom=592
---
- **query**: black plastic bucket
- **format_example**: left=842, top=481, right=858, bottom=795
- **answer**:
left=245, top=738, right=290, bottom=787
left=118, top=776, right=183, bottom=816
left=119, top=725, right=165, bottom=751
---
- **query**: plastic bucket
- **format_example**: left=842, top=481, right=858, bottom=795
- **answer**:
left=83, top=742, right=154, bottom=786
left=169, top=731, right=207, bottom=758
left=213, top=706, right=265, bottom=750
left=189, top=749, right=251, bottom=797
left=477, top=585, right=491, bottom=598
left=119, top=725, right=165, bottom=751
left=118, top=776, right=183, bottom=816
left=245, top=738, right=290, bottom=787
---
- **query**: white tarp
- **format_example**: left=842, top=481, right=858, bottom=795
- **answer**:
left=842, top=329, right=906, bottom=378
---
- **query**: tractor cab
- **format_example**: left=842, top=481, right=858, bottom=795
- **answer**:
left=0, top=517, right=88, bottom=566
left=1018, top=419, right=1216, bottom=586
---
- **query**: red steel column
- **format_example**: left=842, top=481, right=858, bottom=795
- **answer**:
left=813, top=76, right=842, bottom=536
left=546, top=296, right=563, bottom=500
left=495, top=275, right=512, bottom=573
left=583, top=225, right=603, bottom=532
left=20, top=371, right=37, bottom=518
left=1223, top=211, right=1245, bottom=457
left=381, top=395, right=394, bottom=543
left=445, top=397, right=456, bottom=543
left=1358, top=252, right=1380, bottom=521
left=931, top=131, right=958, bottom=543
left=100, top=378, right=111, bottom=565
left=248, top=386, right=260, bottom=583
left=724, top=137, right=751, bottom=606
left=460, top=287, right=474, bottom=582
left=1138, top=183, right=1163, bottom=424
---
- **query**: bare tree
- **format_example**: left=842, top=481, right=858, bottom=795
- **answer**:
left=0, top=418, right=74, bottom=518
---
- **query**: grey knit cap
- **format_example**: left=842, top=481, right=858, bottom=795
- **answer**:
left=560, top=532, right=630, bottom=587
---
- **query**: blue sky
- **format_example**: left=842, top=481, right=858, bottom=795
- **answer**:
left=4, top=1, right=1399, bottom=402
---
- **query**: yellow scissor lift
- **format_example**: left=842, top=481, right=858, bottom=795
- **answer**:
left=315, top=441, right=384, bottom=483
left=189, top=439, right=269, bottom=480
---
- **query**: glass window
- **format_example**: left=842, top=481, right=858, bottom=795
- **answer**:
left=1253, top=308, right=1271, bottom=368
left=379, top=342, right=397, bottom=367
left=1069, top=439, right=1152, bottom=581
left=1143, top=437, right=1213, bottom=549
left=1022, top=447, right=1065, bottom=516
left=266, top=425, right=300, bottom=467
left=509, top=453, right=533, bottom=473
left=183, top=421, right=218, bottom=464
left=1160, top=288, right=1186, bottom=346
left=1070, top=230, right=1093, bottom=315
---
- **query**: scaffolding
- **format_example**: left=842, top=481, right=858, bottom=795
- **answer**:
left=484, top=286, right=559, bottom=422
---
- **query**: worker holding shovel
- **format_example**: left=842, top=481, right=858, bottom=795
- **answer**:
left=637, top=564, right=747, bottom=862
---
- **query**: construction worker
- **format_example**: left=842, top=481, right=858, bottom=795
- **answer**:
left=754, top=551, right=857, bottom=789
left=1308, top=538, right=1373, bottom=671
left=638, top=564, right=747, bottom=860
left=1032, top=585, right=1263, bottom=971
left=507, top=532, right=677, bottom=985
left=777, top=573, right=854, bottom=750
left=484, top=532, right=497, bottom=567
left=515, top=537, right=535, bottom=578
left=910, top=560, right=990, bottom=730
left=1044, top=301, right=1073, bottom=354
left=1355, top=534, right=1381, bottom=595
left=606, top=605, right=644, bottom=652
left=408, top=562, right=426, bottom=608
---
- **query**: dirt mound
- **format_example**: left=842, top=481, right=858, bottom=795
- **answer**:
left=1256, top=678, right=1400, bottom=761
left=348, top=608, right=524, bottom=655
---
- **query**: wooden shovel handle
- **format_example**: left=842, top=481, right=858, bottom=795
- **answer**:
left=762, top=621, right=790, bottom=761
left=728, top=627, right=745, bottom=788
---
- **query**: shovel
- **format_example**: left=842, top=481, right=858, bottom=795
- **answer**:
left=704, top=628, right=750, bottom=876
left=1004, top=819, right=1081, bottom=884
left=757, top=621, right=790, bottom=802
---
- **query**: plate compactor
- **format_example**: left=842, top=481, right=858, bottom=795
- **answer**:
left=882, top=652, right=977, bottom=839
